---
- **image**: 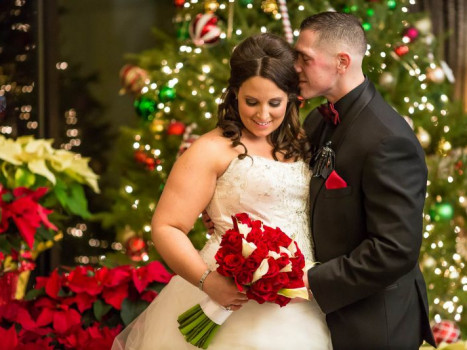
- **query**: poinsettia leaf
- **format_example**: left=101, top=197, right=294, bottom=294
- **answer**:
left=146, top=282, right=167, bottom=293
left=93, top=299, right=112, bottom=322
left=0, top=233, right=22, bottom=253
left=58, top=287, right=73, bottom=298
left=14, top=167, right=36, bottom=188
left=52, top=179, right=69, bottom=210
left=120, top=298, right=150, bottom=326
left=35, top=226, right=55, bottom=242
left=24, top=287, right=45, bottom=300
left=0, top=236, right=13, bottom=253
left=1, top=192, right=13, bottom=203
left=51, top=179, right=91, bottom=218
left=67, top=183, right=91, bottom=218
left=77, top=308, right=92, bottom=328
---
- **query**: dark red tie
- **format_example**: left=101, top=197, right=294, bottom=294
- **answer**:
left=318, top=101, right=340, bottom=125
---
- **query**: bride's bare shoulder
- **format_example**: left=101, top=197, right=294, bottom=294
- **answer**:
left=188, top=128, right=231, bottom=153
left=179, top=128, right=234, bottom=163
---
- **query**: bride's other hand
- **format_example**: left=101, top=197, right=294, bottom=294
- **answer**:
left=203, top=271, right=248, bottom=311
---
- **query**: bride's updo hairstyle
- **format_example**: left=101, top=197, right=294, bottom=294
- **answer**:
left=217, top=33, right=309, bottom=161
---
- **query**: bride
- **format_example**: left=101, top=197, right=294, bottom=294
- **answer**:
left=112, top=33, right=332, bottom=349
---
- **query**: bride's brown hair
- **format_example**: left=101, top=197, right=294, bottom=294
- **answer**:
left=216, top=33, right=309, bottom=161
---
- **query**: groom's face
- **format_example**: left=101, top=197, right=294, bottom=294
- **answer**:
left=294, top=29, right=339, bottom=100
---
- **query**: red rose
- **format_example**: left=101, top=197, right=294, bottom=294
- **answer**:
left=234, top=213, right=252, bottom=226
left=275, top=255, right=290, bottom=270
left=219, top=230, right=242, bottom=253
left=263, top=258, right=280, bottom=279
left=275, top=295, right=291, bottom=307
left=235, top=269, right=253, bottom=286
left=245, top=226, right=262, bottom=244
left=222, top=254, right=245, bottom=275
left=273, top=272, right=290, bottom=287
left=248, top=278, right=279, bottom=303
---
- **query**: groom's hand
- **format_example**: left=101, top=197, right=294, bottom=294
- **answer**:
left=201, top=210, right=215, bottom=235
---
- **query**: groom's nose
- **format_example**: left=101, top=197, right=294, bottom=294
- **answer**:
left=294, top=61, right=302, bottom=73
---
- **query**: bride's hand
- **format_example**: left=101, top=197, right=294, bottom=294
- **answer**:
left=202, top=271, right=248, bottom=311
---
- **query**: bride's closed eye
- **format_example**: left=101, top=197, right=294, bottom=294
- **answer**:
left=245, top=98, right=283, bottom=107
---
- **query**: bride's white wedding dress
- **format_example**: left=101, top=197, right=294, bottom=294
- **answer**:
left=112, top=155, right=332, bottom=350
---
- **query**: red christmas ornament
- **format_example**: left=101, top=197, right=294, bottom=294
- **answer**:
left=125, top=237, right=148, bottom=262
left=432, top=320, right=461, bottom=345
left=189, top=13, right=221, bottom=46
left=394, top=44, right=409, bottom=57
left=144, top=157, right=156, bottom=171
left=403, top=27, right=419, bottom=42
left=167, top=120, right=186, bottom=135
left=174, top=0, right=185, bottom=7
left=134, top=150, right=147, bottom=164
left=455, top=160, right=464, bottom=175
left=119, top=64, right=149, bottom=96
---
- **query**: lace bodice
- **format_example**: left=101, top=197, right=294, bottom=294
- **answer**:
left=200, top=155, right=313, bottom=269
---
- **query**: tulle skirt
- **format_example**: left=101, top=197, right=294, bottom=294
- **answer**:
left=112, top=275, right=332, bottom=350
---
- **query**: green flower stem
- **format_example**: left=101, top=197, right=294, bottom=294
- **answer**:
left=178, top=303, right=223, bottom=348
left=179, top=306, right=208, bottom=334
left=178, top=305, right=204, bottom=328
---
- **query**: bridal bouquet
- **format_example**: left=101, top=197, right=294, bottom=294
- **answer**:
left=177, top=213, right=309, bottom=349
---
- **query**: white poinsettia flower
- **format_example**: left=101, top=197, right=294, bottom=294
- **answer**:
left=237, top=222, right=251, bottom=237
left=0, top=136, right=22, bottom=165
left=279, top=262, right=292, bottom=273
left=28, top=159, right=56, bottom=184
left=252, top=259, right=269, bottom=283
left=241, top=238, right=256, bottom=258
left=51, top=152, right=100, bottom=193
left=277, top=287, right=309, bottom=300
left=49, top=149, right=75, bottom=171
left=22, top=137, right=55, bottom=159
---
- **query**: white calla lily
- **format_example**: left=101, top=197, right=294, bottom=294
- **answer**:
left=287, top=241, right=297, bottom=256
left=279, top=246, right=292, bottom=257
left=252, top=259, right=269, bottom=283
left=279, top=262, right=292, bottom=273
left=268, top=251, right=281, bottom=259
left=241, top=239, right=256, bottom=258
left=237, top=222, right=251, bottom=237
left=277, top=287, right=309, bottom=300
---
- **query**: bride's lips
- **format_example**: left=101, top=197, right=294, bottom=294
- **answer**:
left=253, top=120, right=272, bottom=128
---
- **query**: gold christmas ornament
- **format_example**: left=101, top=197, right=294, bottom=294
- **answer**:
left=261, top=0, right=279, bottom=15
left=204, top=0, right=219, bottom=13
left=150, top=119, right=165, bottom=134
left=416, top=127, right=431, bottom=149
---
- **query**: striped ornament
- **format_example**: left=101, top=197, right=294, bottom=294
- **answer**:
left=189, top=13, right=221, bottom=46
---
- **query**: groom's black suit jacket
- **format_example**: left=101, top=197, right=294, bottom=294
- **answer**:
left=304, top=80, right=436, bottom=349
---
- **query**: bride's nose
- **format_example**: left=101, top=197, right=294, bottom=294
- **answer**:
left=256, top=106, right=270, bottom=120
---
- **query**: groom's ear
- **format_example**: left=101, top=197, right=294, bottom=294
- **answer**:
left=336, top=52, right=351, bottom=73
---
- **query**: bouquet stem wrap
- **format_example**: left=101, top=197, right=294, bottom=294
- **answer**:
left=177, top=296, right=232, bottom=348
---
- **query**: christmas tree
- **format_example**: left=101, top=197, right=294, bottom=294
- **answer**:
left=100, top=0, right=467, bottom=338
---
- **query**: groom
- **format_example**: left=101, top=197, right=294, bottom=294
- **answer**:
left=296, top=12, right=436, bottom=349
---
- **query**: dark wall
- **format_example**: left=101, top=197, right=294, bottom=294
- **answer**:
left=59, top=0, right=174, bottom=128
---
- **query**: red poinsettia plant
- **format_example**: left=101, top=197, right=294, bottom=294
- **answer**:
left=0, top=260, right=173, bottom=349
left=0, top=185, right=58, bottom=275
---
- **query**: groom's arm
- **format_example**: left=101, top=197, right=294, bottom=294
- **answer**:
left=307, top=134, right=427, bottom=314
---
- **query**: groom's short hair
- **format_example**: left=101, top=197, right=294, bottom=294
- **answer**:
left=300, top=12, right=367, bottom=57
